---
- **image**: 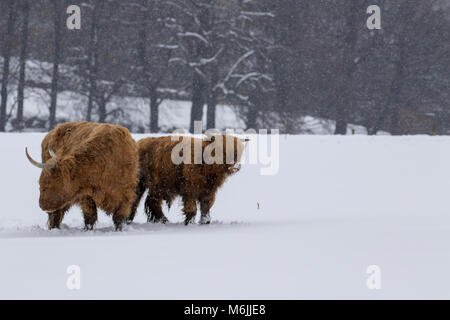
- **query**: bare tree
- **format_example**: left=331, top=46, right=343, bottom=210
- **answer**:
left=0, top=0, right=17, bottom=132
left=15, top=0, right=30, bottom=130
left=334, top=0, right=364, bottom=135
left=49, top=0, right=64, bottom=130
left=167, top=0, right=273, bottom=132
left=85, top=0, right=102, bottom=122
left=96, top=79, right=125, bottom=123
left=368, top=0, right=450, bottom=135
left=134, top=0, right=174, bottom=132
left=2, top=0, right=447, bottom=135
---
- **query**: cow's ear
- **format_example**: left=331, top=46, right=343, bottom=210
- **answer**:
left=204, top=134, right=216, bottom=143
left=204, top=133, right=221, bottom=143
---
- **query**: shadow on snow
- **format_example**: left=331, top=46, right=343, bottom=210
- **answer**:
left=0, top=220, right=252, bottom=239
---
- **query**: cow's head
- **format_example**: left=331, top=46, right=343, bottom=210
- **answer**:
left=227, top=136, right=248, bottom=174
left=26, top=147, right=76, bottom=212
left=203, top=135, right=249, bottom=174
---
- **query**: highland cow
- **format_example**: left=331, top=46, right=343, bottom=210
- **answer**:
left=128, top=134, right=247, bottom=225
left=26, top=121, right=138, bottom=231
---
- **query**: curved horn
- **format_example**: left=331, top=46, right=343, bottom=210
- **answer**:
left=48, top=145, right=57, bottom=159
left=25, top=148, right=56, bottom=169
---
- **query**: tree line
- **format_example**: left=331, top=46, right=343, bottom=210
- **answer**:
left=0, top=0, right=449, bottom=134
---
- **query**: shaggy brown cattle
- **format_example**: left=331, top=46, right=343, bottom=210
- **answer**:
left=26, top=121, right=138, bottom=231
left=128, top=135, right=247, bottom=225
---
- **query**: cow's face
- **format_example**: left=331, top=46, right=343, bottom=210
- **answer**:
left=203, top=135, right=247, bottom=174
left=26, top=147, right=76, bottom=212
left=226, top=136, right=246, bottom=174
left=38, top=158, right=75, bottom=212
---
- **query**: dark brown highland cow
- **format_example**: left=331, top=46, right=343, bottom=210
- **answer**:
left=25, top=122, right=138, bottom=230
left=128, top=135, right=248, bottom=225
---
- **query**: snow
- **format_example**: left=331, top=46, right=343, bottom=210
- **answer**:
left=1, top=134, right=450, bottom=299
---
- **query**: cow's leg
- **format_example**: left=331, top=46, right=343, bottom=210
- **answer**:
left=80, top=197, right=97, bottom=230
left=199, top=194, right=216, bottom=225
left=112, top=203, right=131, bottom=231
left=127, top=176, right=147, bottom=224
left=144, top=194, right=168, bottom=223
left=183, top=197, right=197, bottom=225
left=47, top=205, right=70, bottom=230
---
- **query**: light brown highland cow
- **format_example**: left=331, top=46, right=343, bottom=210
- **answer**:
left=26, top=121, right=138, bottom=231
left=128, top=135, right=247, bottom=225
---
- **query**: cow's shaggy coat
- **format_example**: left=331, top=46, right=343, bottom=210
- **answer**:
left=128, top=135, right=246, bottom=225
left=26, top=121, right=138, bottom=230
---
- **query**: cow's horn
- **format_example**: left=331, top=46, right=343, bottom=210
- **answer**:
left=48, top=146, right=57, bottom=159
left=205, top=133, right=218, bottom=139
left=25, top=147, right=56, bottom=169
left=241, top=138, right=250, bottom=142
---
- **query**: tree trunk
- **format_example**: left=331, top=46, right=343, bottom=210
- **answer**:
left=149, top=87, right=159, bottom=133
left=390, top=106, right=401, bottom=135
left=138, top=0, right=161, bottom=133
left=206, top=94, right=217, bottom=130
left=388, top=53, right=406, bottom=136
left=335, top=95, right=351, bottom=135
left=246, top=106, right=257, bottom=130
left=369, top=43, right=406, bottom=135
left=86, top=0, right=101, bottom=122
left=0, top=0, right=16, bottom=132
left=49, top=0, right=63, bottom=130
left=367, top=125, right=379, bottom=136
left=334, top=1, right=360, bottom=135
left=189, top=70, right=206, bottom=133
left=206, top=66, right=218, bottom=130
left=334, top=117, right=348, bottom=135
left=272, top=53, right=289, bottom=131
left=16, top=0, right=30, bottom=130
left=98, top=99, right=107, bottom=123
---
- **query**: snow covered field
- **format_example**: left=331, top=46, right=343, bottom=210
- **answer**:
left=1, top=133, right=450, bottom=299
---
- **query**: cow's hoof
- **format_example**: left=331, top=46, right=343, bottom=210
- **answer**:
left=83, top=225, right=94, bottom=231
left=148, top=215, right=169, bottom=224
left=184, top=213, right=196, bottom=226
left=160, top=216, right=169, bottom=224
left=114, top=221, right=124, bottom=232
left=113, top=214, right=125, bottom=231
left=200, top=213, right=211, bottom=225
